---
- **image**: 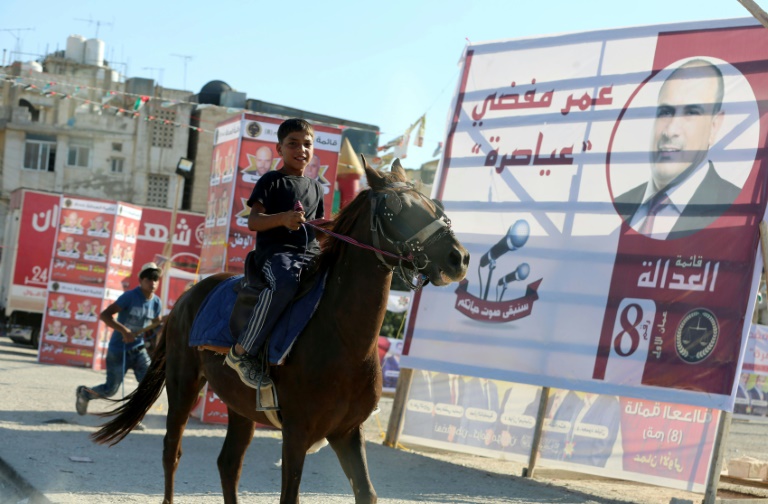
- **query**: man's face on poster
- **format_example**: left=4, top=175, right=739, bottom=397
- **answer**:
left=55, top=296, right=66, bottom=311
left=92, top=216, right=104, bottom=230
left=52, top=320, right=62, bottom=334
left=63, top=236, right=75, bottom=252
left=650, top=62, right=724, bottom=191
left=255, top=146, right=273, bottom=175
left=306, top=155, right=321, bottom=180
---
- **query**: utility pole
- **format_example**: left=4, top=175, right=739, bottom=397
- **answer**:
left=73, top=17, right=113, bottom=38
left=171, top=53, right=193, bottom=91
left=0, top=27, right=35, bottom=60
left=142, top=66, right=165, bottom=87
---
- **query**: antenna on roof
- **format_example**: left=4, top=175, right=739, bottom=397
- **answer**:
left=171, top=53, right=193, bottom=91
left=0, top=27, right=35, bottom=60
left=73, top=17, right=114, bottom=38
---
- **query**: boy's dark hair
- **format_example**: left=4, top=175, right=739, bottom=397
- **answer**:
left=277, top=118, right=314, bottom=143
left=140, top=270, right=161, bottom=281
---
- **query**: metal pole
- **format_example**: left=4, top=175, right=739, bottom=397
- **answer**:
left=121, top=346, right=126, bottom=400
left=703, top=410, right=732, bottom=504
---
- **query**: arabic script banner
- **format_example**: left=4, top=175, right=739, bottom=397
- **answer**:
left=400, top=374, right=718, bottom=493
left=401, top=18, right=768, bottom=410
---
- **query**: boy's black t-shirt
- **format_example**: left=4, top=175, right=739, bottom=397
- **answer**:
left=247, top=170, right=325, bottom=255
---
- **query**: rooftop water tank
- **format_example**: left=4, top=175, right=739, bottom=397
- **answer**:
left=65, top=34, right=86, bottom=63
left=84, top=38, right=104, bottom=67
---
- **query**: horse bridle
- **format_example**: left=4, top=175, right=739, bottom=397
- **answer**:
left=369, top=181, right=454, bottom=290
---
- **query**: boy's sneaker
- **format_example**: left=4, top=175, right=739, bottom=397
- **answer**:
left=225, top=347, right=263, bottom=389
left=75, top=386, right=89, bottom=416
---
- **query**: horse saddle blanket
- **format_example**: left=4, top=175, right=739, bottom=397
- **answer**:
left=189, top=273, right=327, bottom=365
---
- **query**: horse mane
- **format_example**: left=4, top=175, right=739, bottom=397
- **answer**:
left=316, top=168, right=408, bottom=271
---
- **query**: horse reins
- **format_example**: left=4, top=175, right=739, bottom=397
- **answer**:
left=300, top=182, right=453, bottom=290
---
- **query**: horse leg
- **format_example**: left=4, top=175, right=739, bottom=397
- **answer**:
left=328, top=426, right=377, bottom=504
left=217, top=408, right=256, bottom=504
left=279, top=427, right=310, bottom=504
left=162, top=373, right=204, bottom=504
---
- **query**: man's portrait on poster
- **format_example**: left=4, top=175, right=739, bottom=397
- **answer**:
left=609, top=57, right=759, bottom=240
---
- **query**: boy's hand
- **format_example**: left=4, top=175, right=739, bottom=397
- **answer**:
left=121, top=330, right=136, bottom=344
left=283, top=210, right=306, bottom=231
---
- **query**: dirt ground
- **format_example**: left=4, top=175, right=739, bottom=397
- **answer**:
left=1, top=338, right=767, bottom=503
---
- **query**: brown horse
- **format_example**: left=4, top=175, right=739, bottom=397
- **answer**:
left=92, top=160, right=469, bottom=504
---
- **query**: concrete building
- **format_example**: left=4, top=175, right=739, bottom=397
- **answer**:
left=0, top=35, right=192, bottom=241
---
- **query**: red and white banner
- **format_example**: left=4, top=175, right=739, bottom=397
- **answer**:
left=134, top=207, right=204, bottom=305
left=39, top=197, right=141, bottom=369
left=199, top=113, right=341, bottom=276
left=6, top=190, right=60, bottom=314
left=402, top=18, right=768, bottom=411
left=400, top=374, right=718, bottom=492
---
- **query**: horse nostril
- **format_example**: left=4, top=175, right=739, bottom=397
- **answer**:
left=449, top=248, right=469, bottom=270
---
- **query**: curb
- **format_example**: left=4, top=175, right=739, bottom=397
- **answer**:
left=0, top=456, right=51, bottom=504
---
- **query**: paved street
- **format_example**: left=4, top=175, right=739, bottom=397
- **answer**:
left=1, top=338, right=767, bottom=504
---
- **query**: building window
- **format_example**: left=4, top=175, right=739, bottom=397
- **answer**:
left=67, top=141, right=91, bottom=168
left=23, top=135, right=56, bottom=171
left=112, top=142, right=122, bottom=152
left=151, top=108, right=176, bottom=149
left=147, top=174, right=169, bottom=207
left=111, top=158, right=124, bottom=173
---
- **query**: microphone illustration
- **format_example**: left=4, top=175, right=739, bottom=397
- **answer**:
left=479, top=219, right=530, bottom=268
left=497, top=263, right=530, bottom=301
left=497, top=263, right=530, bottom=286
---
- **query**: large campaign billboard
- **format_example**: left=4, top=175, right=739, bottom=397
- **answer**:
left=401, top=18, right=768, bottom=411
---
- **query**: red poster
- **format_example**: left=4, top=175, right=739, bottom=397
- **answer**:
left=51, top=198, right=117, bottom=287
left=619, top=398, right=718, bottom=485
left=9, top=190, right=60, bottom=313
left=38, top=282, right=105, bottom=368
left=594, top=26, right=768, bottom=397
left=134, top=208, right=204, bottom=274
left=199, top=119, right=240, bottom=276
left=106, top=204, right=141, bottom=290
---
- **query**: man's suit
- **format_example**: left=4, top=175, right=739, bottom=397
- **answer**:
left=615, top=161, right=741, bottom=239
left=459, top=378, right=499, bottom=448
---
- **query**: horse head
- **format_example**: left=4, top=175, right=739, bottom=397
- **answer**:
left=362, top=157, right=469, bottom=288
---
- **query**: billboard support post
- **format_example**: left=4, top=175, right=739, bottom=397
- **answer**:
left=384, top=367, right=413, bottom=448
left=522, top=386, right=550, bottom=478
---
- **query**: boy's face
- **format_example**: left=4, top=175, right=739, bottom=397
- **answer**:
left=276, top=131, right=314, bottom=176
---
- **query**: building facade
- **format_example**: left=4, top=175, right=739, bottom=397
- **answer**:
left=0, top=38, right=192, bottom=242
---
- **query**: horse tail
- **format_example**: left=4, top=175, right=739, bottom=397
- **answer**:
left=91, top=325, right=168, bottom=446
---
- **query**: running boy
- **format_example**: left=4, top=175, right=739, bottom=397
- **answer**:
left=76, top=262, right=163, bottom=416
left=226, top=118, right=325, bottom=388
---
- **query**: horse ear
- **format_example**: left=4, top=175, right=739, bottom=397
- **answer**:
left=361, top=154, right=386, bottom=190
left=390, top=158, right=407, bottom=181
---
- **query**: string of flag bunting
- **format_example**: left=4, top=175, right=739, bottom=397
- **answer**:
left=2, top=70, right=449, bottom=156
